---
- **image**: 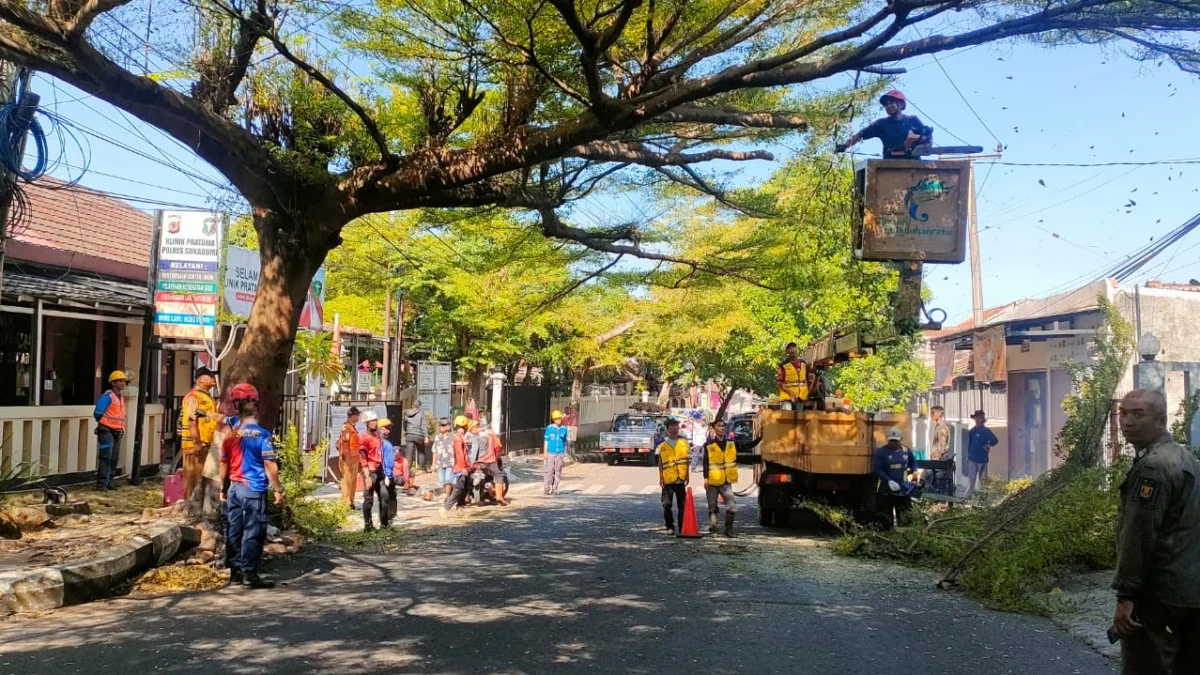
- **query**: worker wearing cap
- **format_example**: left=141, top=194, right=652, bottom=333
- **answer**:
left=379, top=419, right=404, bottom=522
left=836, top=89, right=934, bottom=159
left=874, top=427, right=918, bottom=525
left=658, top=418, right=690, bottom=534
left=544, top=410, right=569, bottom=496
left=441, top=416, right=472, bottom=516
left=359, top=411, right=389, bottom=531
left=180, top=366, right=224, bottom=500
left=92, top=371, right=129, bottom=490
left=338, top=407, right=362, bottom=508
left=431, top=418, right=456, bottom=499
left=703, top=420, right=739, bottom=538
left=219, top=383, right=283, bottom=589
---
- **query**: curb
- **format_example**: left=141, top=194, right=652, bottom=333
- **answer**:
left=0, top=523, right=201, bottom=615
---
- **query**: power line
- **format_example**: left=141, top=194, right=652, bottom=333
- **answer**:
left=981, top=158, right=1200, bottom=168
left=912, top=26, right=1002, bottom=148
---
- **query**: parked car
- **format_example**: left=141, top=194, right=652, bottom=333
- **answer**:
left=599, top=412, right=670, bottom=465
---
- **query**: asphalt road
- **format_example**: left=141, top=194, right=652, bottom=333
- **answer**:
left=0, top=460, right=1115, bottom=674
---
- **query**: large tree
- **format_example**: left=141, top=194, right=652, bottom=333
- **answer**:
left=0, top=0, right=1195, bottom=418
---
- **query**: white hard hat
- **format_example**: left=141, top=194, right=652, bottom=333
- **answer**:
left=362, top=411, right=378, bottom=423
left=887, top=427, right=903, bottom=441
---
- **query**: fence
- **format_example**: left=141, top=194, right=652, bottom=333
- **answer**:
left=0, top=402, right=163, bottom=484
left=549, top=394, right=642, bottom=438
left=497, top=385, right=550, bottom=452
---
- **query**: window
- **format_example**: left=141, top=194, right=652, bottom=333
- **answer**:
left=0, top=311, right=33, bottom=406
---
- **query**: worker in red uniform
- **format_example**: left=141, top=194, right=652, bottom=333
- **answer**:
left=441, top=416, right=472, bottom=517
left=92, top=371, right=128, bottom=490
left=359, top=411, right=389, bottom=531
left=338, top=407, right=362, bottom=508
left=836, top=90, right=934, bottom=159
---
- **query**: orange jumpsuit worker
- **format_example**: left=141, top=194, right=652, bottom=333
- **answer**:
left=338, top=406, right=363, bottom=508
left=180, top=366, right=223, bottom=500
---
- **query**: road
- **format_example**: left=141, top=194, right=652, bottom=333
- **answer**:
left=0, top=459, right=1115, bottom=674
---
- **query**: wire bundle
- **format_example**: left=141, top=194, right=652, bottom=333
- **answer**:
left=0, top=84, right=90, bottom=188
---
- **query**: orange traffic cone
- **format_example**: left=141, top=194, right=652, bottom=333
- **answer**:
left=677, top=487, right=703, bottom=538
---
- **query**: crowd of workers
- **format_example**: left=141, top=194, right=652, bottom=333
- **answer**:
left=336, top=402, right=511, bottom=530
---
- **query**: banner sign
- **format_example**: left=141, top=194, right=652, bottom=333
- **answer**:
left=224, top=245, right=326, bottom=330
left=973, top=325, right=1008, bottom=384
left=153, top=211, right=223, bottom=340
left=933, top=341, right=955, bottom=388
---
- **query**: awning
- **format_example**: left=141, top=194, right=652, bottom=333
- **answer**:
left=2, top=263, right=150, bottom=312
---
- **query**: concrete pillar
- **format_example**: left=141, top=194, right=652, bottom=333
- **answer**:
left=1134, top=361, right=1166, bottom=393
left=489, top=372, right=506, bottom=434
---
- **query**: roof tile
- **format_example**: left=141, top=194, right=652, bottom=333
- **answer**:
left=12, top=178, right=153, bottom=269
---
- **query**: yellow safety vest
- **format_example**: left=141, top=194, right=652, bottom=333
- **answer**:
left=779, top=360, right=809, bottom=401
left=658, top=437, right=689, bottom=484
left=179, top=390, right=218, bottom=449
left=706, top=440, right=739, bottom=487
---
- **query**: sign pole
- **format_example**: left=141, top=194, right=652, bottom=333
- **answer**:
left=967, top=161, right=985, bottom=327
left=131, top=213, right=163, bottom=485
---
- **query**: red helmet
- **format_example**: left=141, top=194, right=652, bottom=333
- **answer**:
left=230, top=383, right=259, bottom=402
left=880, top=89, right=906, bottom=108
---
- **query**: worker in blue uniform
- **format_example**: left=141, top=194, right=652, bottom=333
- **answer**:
left=874, top=427, right=920, bottom=526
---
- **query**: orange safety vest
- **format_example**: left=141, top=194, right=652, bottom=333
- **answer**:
left=339, top=422, right=361, bottom=461
left=99, top=390, right=126, bottom=431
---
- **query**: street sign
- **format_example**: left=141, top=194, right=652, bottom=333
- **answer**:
left=153, top=210, right=223, bottom=340
left=417, top=360, right=452, bottom=419
left=224, top=245, right=326, bottom=330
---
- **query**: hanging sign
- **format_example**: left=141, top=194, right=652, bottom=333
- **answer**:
left=223, top=245, right=326, bottom=330
left=856, top=159, right=970, bottom=263
left=153, top=211, right=224, bottom=340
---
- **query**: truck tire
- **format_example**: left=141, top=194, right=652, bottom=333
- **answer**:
left=759, top=508, right=773, bottom=527
left=605, top=456, right=617, bottom=466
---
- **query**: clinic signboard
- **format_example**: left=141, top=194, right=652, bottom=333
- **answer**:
left=223, top=245, right=326, bottom=330
left=153, top=210, right=223, bottom=340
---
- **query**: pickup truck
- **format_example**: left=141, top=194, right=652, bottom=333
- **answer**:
left=599, top=413, right=669, bottom=466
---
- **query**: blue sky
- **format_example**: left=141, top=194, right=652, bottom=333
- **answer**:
left=32, top=37, right=1200, bottom=327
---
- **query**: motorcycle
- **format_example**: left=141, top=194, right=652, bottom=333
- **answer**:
left=467, top=462, right=497, bottom=506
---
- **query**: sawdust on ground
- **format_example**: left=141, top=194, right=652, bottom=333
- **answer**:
left=131, top=565, right=227, bottom=595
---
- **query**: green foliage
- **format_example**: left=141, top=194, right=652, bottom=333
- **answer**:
left=1170, top=391, right=1200, bottom=458
left=274, top=426, right=349, bottom=538
left=828, top=338, right=933, bottom=412
left=293, top=331, right=345, bottom=385
left=1057, top=297, right=1135, bottom=469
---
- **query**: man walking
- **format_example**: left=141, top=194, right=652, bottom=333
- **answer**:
left=1111, top=389, right=1200, bottom=674
left=92, top=371, right=128, bottom=490
left=543, top=410, right=569, bottom=495
left=475, top=418, right=508, bottom=506
left=359, top=411, right=389, bottom=532
left=965, top=410, right=998, bottom=495
left=441, top=416, right=472, bottom=517
left=431, top=418, right=455, bottom=500
left=658, top=418, right=689, bottom=534
left=703, top=420, right=738, bottom=537
left=180, top=366, right=222, bottom=500
left=404, top=399, right=430, bottom=473
left=379, top=418, right=401, bottom=523
left=338, top=407, right=362, bottom=508
left=219, top=383, right=283, bottom=589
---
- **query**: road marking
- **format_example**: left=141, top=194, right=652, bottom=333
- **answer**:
left=639, top=485, right=658, bottom=495
left=614, top=485, right=631, bottom=494
left=583, top=484, right=605, bottom=495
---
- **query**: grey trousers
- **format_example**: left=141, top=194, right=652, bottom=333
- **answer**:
left=705, top=484, right=737, bottom=514
left=543, top=454, right=565, bottom=492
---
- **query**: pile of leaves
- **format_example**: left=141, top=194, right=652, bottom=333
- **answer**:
left=132, top=565, right=227, bottom=595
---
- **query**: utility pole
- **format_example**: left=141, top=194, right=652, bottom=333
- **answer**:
left=967, top=161, right=985, bottom=327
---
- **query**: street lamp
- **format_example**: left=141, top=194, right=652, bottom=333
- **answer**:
left=1138, top=332, right=1161, bottom=362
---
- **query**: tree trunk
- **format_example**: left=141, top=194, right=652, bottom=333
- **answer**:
left=467, top=366, right=487, bottom=415
left=713, top=385, right=736, bottom=422
left=569, top=361, right=590, bottom=433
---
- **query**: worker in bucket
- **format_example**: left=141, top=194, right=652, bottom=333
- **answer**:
left=836, top=89, right=934, bottom=159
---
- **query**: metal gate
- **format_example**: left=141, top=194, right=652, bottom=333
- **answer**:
left=493, top=385, right=550, bottom=452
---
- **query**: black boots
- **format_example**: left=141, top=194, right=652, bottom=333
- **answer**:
left=242, top=572, right=276, bottom=589
left=724, top=512, right=736, bottom=538
left=709, top=512, right=720, bottom=535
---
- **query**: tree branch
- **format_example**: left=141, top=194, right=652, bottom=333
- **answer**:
left=565, top=140, right=774, bottom=165
left=66, top=0, right=132, bottom=38
left=536, top=207, right=781, bottom=290
left=656, top=105, right=806, bottom=130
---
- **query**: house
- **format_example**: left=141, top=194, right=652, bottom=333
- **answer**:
left=0, top=179, right=164, bottom=483
left=916, top=278, right=1200, bottom=483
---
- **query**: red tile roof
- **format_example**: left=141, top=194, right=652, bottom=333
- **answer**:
left=923, top=306, right=1010, bottom=341
left=8, top=178, right=153, bottom=280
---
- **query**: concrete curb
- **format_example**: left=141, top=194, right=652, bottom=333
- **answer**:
left=0, top=523, right=200, bottom=615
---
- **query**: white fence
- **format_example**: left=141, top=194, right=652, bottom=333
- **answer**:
left=0, top=400, right=163, bottom=479
left=550, top=394, right=643, bottom=438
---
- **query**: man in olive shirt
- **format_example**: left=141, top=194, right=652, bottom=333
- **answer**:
left=1112, top=389, right=1200, bottom=674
